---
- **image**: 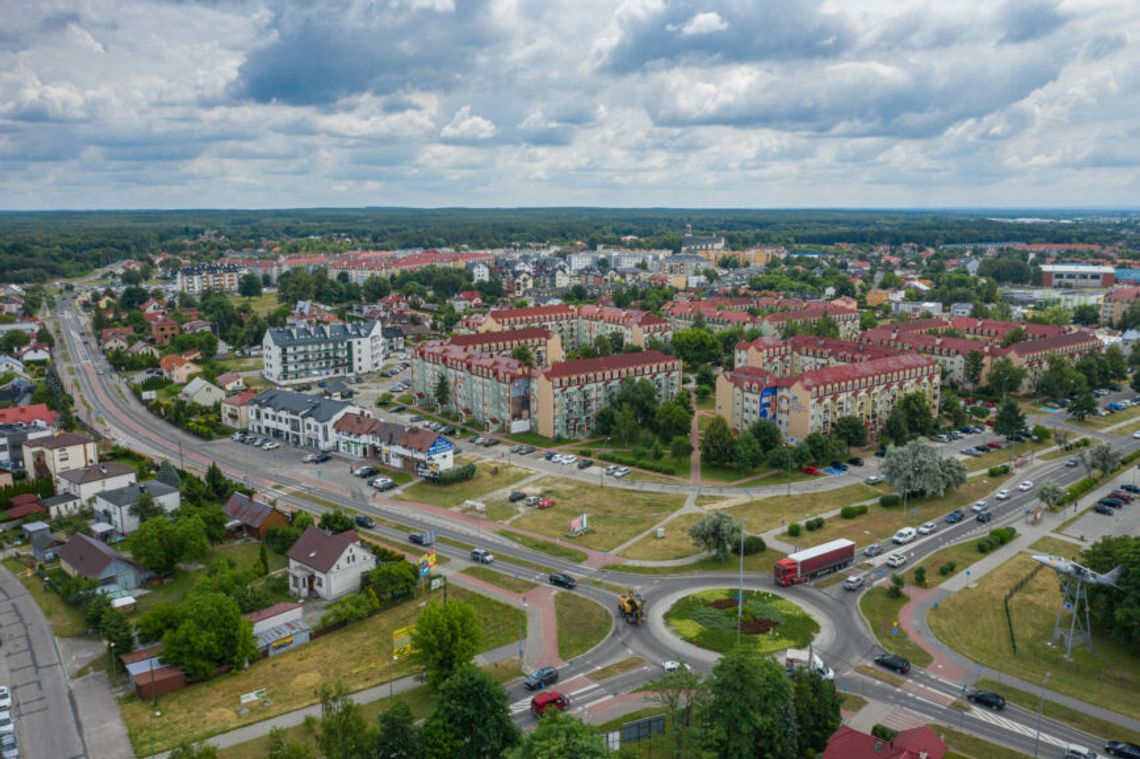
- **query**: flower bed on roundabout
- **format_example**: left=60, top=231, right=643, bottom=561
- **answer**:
left=664, top=588, right=819, bottom=654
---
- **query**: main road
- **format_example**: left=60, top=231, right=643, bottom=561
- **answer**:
left=53, top=296, right=1134, bottom=755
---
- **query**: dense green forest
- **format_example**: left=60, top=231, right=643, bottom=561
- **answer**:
left=1, top=207, right=1137, bottom=282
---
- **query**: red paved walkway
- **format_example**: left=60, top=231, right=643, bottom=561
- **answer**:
left=448, top=572, right=565, bottom=668
left=895, top=586, right=966, bottom=682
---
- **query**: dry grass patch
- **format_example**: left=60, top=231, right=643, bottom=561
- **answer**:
left=591, top=656, right=646, bottom=682
left=511, top=477, right=684, bottom=551
left=1027, top=535, right=1083, bottom=557
left=928, top=553, right=1140, bottom=722
left=621, top=513, right=705, bottom=561
left=460, top=498, right=517, bottom=522
left=462, top=566, right=538, bottom=594
left=1082, top=404, right=1140, bottom=429
left=398, top=461, right=530, bottom=508
left=964, top=440, right=1050, bottom=471
left=726, top=484, right=885, bottom=534
left=121, top=588, right=518, bottom=754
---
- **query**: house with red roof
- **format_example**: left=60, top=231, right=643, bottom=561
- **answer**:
left=16, top=343, right=50, bottom=362
left=159, top=354, right=199, bottom=384
left=0, top=403, right=57, bottom=428
left=220, top=388, right=257, bottom=429
left=822, top=726, right=947, bottom=759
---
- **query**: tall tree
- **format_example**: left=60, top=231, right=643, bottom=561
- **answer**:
left=160, top=592, right=258, bottom=680
left=1082, top=535, right=1140, bottom=649
left=733, top=433, right=763, bottom=471
left=650, top=664, right=710, bottom=759
left=1089, top=443, right=1120, bottom=476
left=1069, top=390, right=1098, bottom=421
left=833, top=416, right=866, bottom=451
left=883, top=403, right=910, bottom=447
left=1037, top=355, right=1074, bottom=400
left=789, top=668, right=842, bottom=757
left=987, top=357, right=1026, bottom=398
left=688, top=511, right=742, bottom=562
left=238, top=273, right=263, bottom=297
left=964, top=350, right=985, bottom=388
left=267, top=727, right=315, bottom=759
left=434, top=374, right=450, bottom=410
left=700, top=416, right=736, bottom=466
left=992, top=399, right=1027, bottom=440
left=611, top=404, right=640, bottom=447
left=156, top=459, right=182, bottom=488
left=748, top=419, right=782, bottom=453
left=205, top=462, right=231, bottom=501
left=510, top=345, right=534, bottom=367
left=421, top=665, right=519, bottom=759
left=410, top=601, right=483, bottom=691
left=705, top=648, right=797, bottom=759
left=503, top=713, right=607, bottom=759
left=374, top=701, right=423, bottom=759
left=129, top=490, right=165, bottom=524
left=900, top=392, right=934, bottom=438
left=882, top=441, right=967, bottom=499
left=1037, top=481, right=1064, bottom=512
left=1104, top=344, right=1129, bottom=381
left=670, top=327, right=721, bottom=367
left=317, top=682, right=375, bottom=759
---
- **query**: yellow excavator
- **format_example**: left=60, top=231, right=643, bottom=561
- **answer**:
left=617, top=588, right=645, bottom=625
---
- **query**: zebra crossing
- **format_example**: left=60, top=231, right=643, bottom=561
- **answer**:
left=509, top=680, right=603, bottom=715
left=969, top=707, right=1068, bottom=749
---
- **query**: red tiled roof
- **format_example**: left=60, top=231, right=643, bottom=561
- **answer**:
left=221, top=389, right=258, bottom=407
left=224, top=492, right=283, bottom=529
left=487, top=304, right=575, bottom=321
left=822, top=726, right=947, bottom=759
left=448, top=327, right=551, bottom=346
left=7, top=502, right=46, bottom=519
left=1106, top=286, right=1140, bottom=303
left=796, top=354, right=937, bottom=389
left=542, top=350, right=680, bottom=379
left=1007, top=331, right=1100, bottom=357
left=160, top=355, right=188, bottom=371
left=0, top=403, right=57, bottom=427
left=10, top=493, right=40, bottom=506
left=333, top=411, right=383, bottom=437
left=243, top=601, right=301, bottom=625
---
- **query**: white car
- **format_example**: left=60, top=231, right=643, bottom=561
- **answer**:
left=263, top=441, right=281, bottom=451
left=865, top=476, right=883, bottom=485
left=302, top=453, right=319, bottom=463
left=886, top=553, right=907, bottom=568
left=612, top=466, right=631, bottom=478
left=971, top=500, right=988, bottom=513
left=0, top=714, right=12, bottom=736
left=663, top=660, right=691, bottom=673
left=0, top=687, right=9, bottom=711
left=995, top=489, right=1011, bottom=500
left=560, top=454, right=577, bottom=465
left=1018, top=480, right=1033, bottom=492
left=371, top=477, right=395, bottom=490
left=917, top=521, right=937, bottom=535
left=892, top=527, right=917, bottom=544
left=1132, top=431, right=1140, bottom=439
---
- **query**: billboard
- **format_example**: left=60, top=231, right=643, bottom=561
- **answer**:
left=758, top=386, right=777, bottom=419
left=509, top=377, right=531, bottom=423
left=568, top=514, right=589, bottom=536
left=418, top=550, right=437, bottom=577
left=393, top=625, right=415, bottom=659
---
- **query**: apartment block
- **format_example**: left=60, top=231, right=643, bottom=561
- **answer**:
left=411, top=342, right=535, bottom=433
left=176, top=265, right=242, bottom=295
left=262, top=321, right=384, bottom=385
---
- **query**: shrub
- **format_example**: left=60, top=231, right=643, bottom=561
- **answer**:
left=879, top=495, right=901, bottom=508
left=670, top=437, right=693, bottom=459
left=578, top=448, right=593, bottom=456
left=871, top=724, right=899, bottom=741
left=988, top=465, right=1010, bottom=477
left=730, top=535, right=767, bottom=555
left=989, top=527, right=1017, bottom=545
left=436, top=463, right=476, bottom=485
left=840, top=504, right=868, bottom=519
left=808, top=517, right=825, bottom=530
left=914, top=567, right=927, bottom=587
left=786, top=523, right=802, bottom=538
left=976, top=539, right=994, bottom=554
left=938, top=561, right=957, bottom=576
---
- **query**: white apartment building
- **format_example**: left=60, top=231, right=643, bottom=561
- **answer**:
left=261, top=321, right=384, bottom=385
left=176, top=265, right=243, bottom=294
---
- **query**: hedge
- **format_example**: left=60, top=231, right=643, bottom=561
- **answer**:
left=598, top=452, right=677, bottom=476
left=786, top=523, right=802, bottom=538
left=730, top=535, right=767, bottom=555
left=879, top=495, right=901, bottom=508
left=840, top=504, right=868, bottom=519
left=436, top=463, right=476, bottom=485
left=804, top=516, right=825, bottom=531
left=988, top=465, right=1010, bottom=477
left=938, top=561, right=957, bottom=576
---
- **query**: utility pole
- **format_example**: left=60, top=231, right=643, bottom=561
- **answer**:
left=736, top=521, right=744, bottom=645
left=1032, top=671, right=1051, bottom=758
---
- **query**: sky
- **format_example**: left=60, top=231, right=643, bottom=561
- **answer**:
left=2, top=0, right=1139, bottom=210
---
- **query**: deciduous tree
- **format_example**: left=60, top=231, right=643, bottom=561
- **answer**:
left=374, top=701, right=423, bottom=759
left=1037, top=481, right=1064, bottom=512
left=503, top=713, right=607, bottom=759
left=790, top=668, right=842, bottom=757
left=410, top=601, right=483, bottom=691
left=705, top=648, right=797, bottom=759
left=317, top=682, right=375, bottom=759
left=688, top=511, right=741, bottom=562
left=421, top=665, right=518, bottom=758
left=834, top=416, right=866, bottom=451
left=993, top=399, right=1027, bottom=440
left=700, top=416, right=736, bottom=466
left=882, top=441, right=967, bottom=499
left=748, top=419, right=782, bottom=453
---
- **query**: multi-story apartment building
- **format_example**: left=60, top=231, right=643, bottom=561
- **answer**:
left=176, top=265, right=242, bottom=294
left=478, top=305, right=577, bottom=345
left=575, top=305, right=672, bottom=348
left=859, top=328, right=1002, bottom=386
left=735, top=335, right=901, bottom=375
left=1005, top=331, right=1101, bottom=390
left=1101, top=287, right=1140, bottom=326
left=411, top=341, right=535, bottom=433
left=716, top=354, right=940, bottom=443
left=534, top=351, right=683, bottom=439
left=246, top=390, right=362, bottom=451
left=445, top=328, right=563, bottom=366
left=262, top=321, right=384, bottom=385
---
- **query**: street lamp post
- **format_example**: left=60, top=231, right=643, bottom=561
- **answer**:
left=518, top=596, right=527, bottom=663
left=1032, top=671, right=1051, bottom=758
left=736, top=521, right=745, bottom=646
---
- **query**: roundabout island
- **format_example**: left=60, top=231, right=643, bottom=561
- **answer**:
left=663, top=588, right=821, bottom=655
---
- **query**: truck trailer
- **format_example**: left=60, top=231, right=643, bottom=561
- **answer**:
left=773, top=539, right=855, bottom=586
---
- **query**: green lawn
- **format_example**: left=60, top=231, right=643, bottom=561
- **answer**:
left=510, top=477, right=684, bottom=551
left=227, top=292, right=280, bottom=316
left=858, top=587, right=934, bottom=667
left=497, top=530, right=588, bottom=563
left=621, top=513, right=705, bottom=561
left=611, top=547, right=786, bottom=576
left=555, top=592, right=612, bottom=660
left=398, top=462, right=530, bottom=508
left=507, top=430, right=555, bottom=448
left=726, top=483, right=886, bottom=533
left=2, top=558, right=90, bottom=638
left=664, top=588, right=819, bottom=655
left=462, top=566, right=537, bottom=594
left=934, top=725, right=1030, bottom=759
left=135, top=542, right=289, bottom=613
left=905, top=541, right=990, bottom=587
left=928, top=553, right=1140, bottom=722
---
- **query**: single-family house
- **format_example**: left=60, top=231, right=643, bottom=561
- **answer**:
left=57, top=533, right=152, bottom=590
left=215, top=372, right=245, bottom=392
left=16, top=343, right=50, bottom=362
left=101, top=334, right=131, bottom=353
left=41, top=492, right=81, bottom=519
left=223, top=492, right=290, bottom=540
left=0, top=356, right=26, bottom=376
left=140, top=298, right=167, bottom=316
left=180, top=377, right=225, bottom=407
left=55, top=462, right=137, bottom=504
left=220, top=389, right=257, bottom=430
left=821, top=726, right=947, bottom=759
left=0, top=403, right=57, bottom=428
left=126, top=341, right=160, bottom=360
left=245, top=602, right=310, bottom=657
left=159, top=355, right=200, bottom=384
left=23, top=432, right=99, bottom=480
left=286, top=526, right=376, bottom=601
left=151, top=318, right=180, bottom=346
left=94, top=480, right=181, bottom=536
left=181, top=319, right=213, bottom=335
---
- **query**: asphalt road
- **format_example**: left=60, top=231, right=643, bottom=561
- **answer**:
left=53, top=297, right=1137, bottom=754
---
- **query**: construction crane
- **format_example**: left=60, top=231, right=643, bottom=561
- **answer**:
left=617, top=589, right=645, bottom=625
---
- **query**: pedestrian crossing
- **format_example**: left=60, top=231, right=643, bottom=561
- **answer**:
left=969, top=707, right=1068, bottom=748
left=509, top=681, right=602, bottom=715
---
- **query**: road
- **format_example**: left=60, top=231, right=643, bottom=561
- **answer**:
left=52, top=295, right=1139, bottom=755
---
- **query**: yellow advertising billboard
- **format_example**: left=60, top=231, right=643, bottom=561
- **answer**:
left=393, top=625, right=415, bottom=660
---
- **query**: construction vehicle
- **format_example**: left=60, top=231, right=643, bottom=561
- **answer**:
left=617, top=589, right=645, bottom=624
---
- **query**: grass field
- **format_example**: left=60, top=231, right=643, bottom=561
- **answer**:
left=858, top=587, right=934, bottom=667
left=611, top=547, right=786, bottom=576
left=964, top=440, right=1051, bottom=472
left=555, top=592, right=612, bottom=660
left=591, top=656, right=645, bottom=682
left=459, top=498, right=517, bottom=522
left=497, top=530, right=589, bottom=563
left=136, top=542, right=288, bottom=613
left=905, top=541, right=990, bottom=587
left=121, top=588, right=519, bottom=754
left=1027, top=535, right=1082, bottom=557
left=227, top=291, right=281, bottom=316
left=934, top=725, right=1030, bottom=759
left=928, top=553, right=1140, bottom=722
left=1082, top=404, right=1140, bottom=429
left=620, top=513, right=704, bottom=561
left=971, top=679, right=1140, bottom=746
left=2, top=558, right=90, bottom=638
left=462, top=566, right=537, bottom=594
left=726, top=483, right=886, bottom=533
left=664, top=588, right=818, bottom=655
left=398, top=462, right=529, bottom=508
left=215, top=659, right=521, bottom=759
left=510, top=477, right=684, bottom=551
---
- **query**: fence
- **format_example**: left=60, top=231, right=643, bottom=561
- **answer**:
left=1002, top=563, right=1044, bottom=654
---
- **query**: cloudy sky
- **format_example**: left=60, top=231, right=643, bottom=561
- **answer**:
left=2, top=0, right=1138, bottom=209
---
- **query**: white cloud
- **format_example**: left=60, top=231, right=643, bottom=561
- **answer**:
left=439, top=105, right=497, bottom=141
left=670, top=11, right=728, bottom=37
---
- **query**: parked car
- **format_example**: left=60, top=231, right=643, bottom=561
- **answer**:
left=470, top=548, right=494, bottom=564
left=945, top=509, right=965, bottom=524
left=864, top=475, right=883, bottom=485
left=847, top=457, right=864, bottom=466
left=537, top=498, right=556, bottom=510
left=843, top=575, right=865, bottom=591
left=977, top=512, right=993, bottom=523
left=371, top=477, right=396, bottom=491
left=525, top=495, right=542, bottom=507
left=1105, top=741, right=1140, bottom=758
left=1098, top=498, right=1124, bottom=509
left=863, top=544, right=884, bottom=557
left=576, top=459, right=593, bottom=470
left=985, top=441, right=1003, bottom=450
left=263, top=441, right=281, bottom=450
left=559, top=454, right=577, bottom=464
left=354, top=515, right=376, bottom=529
left=801, top=466, right=822, bottom=476
left=408, top=532, right=433, bottom=546
left=873, top=654, right=911, bottom=674
left=885, top=553, right=907, bottom=568
left=353, top=466, right=378, bottom=478
left=509, top=491, right=527, bottom=502
left=549, top=573, right=577, bottom=589
left=1109, top=491, right=1134, bottom=503
left=610, top=466, right=631, bottom=478
left=1093, top=503, right=1114, bottom=515
left=829, top=460, right=849, bottom=472
left=967, top=690, right=1006, bottom=710
left=0, top=687, right=10, bottom=712
left=524, top=666, right=560, bottom=690
left=0, top=714, right=12, bottom=736
left=0, top=732, right=16, bottom=759
left=917, top=521, right=937, bottom=535
left=995, top=489, right=1011, bottom=500
left=1017, top=480, right=1033, bottom=492
left=663, top=660, right=691, bottom=673
left=1121, top=484, right=1140, bottom=494
left=231, top=431, right=246, bottom=442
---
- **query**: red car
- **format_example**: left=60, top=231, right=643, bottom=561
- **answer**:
left=985, top=441, right=1002, bottom=450
left=537, top=498, right=557, bottom=510
left=800, top=466, right=822, bottom=476
left=1109, top=491, right=1134, bottom=503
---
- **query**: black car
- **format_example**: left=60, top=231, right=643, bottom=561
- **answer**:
left=1093, top=503, right=1114, bottom=515
left=829, top=461, right=848, bottom=472
left=967, top=690, right=1006, bottom=711
left=577, top=459, right=594, bottom=470
left=390, top=405, right=406, bottom=413
left=1099, top=498, right=1124, bottom=509
left=976, top=512, right=993, bottom=523
left=1106, top=741, right=1140, bottom=758
left=847, top=457, right=864, bottom=467
left=355, top=515, right=376, bottom=529
left=873, top=654, right=910, bottom=674
left=313, top=453, right=331, bottom=464
left=874, top=449, right=887, bottom=457
left=509, top=491, right=527, bottom=502
left=543, top=451, right=557, bottom=461
left=549, top=573, right=577, bottom=589
left=1121, top=484, right=1140, bottom=494
left=524, top=665, right=560, bottom=690
left=863, top=544, right=884, bottom=557
left=945, top=509, right=965, bottom=524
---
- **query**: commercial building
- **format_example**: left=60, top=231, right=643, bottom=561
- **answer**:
left=176, top=265, right=243, bottom=294
left=1101, top=286, right=1140, bottom=326
left=334, top=413, right=455, bottom=476
left=261, top=321, right=384, bottom=385
left=1040, top=264, right=1115, bottom=288
left=534, top=350, right=683, bottom=439
left=246, top=389, right=362, bottom=451
left=716, top=353, right=940, bottom=443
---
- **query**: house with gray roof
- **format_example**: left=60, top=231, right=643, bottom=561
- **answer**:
left=94, top=480, right=181, bottom=536
left=261, top=320, right=384, bottom=385
left=246, top=389, right=363, bottom=451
